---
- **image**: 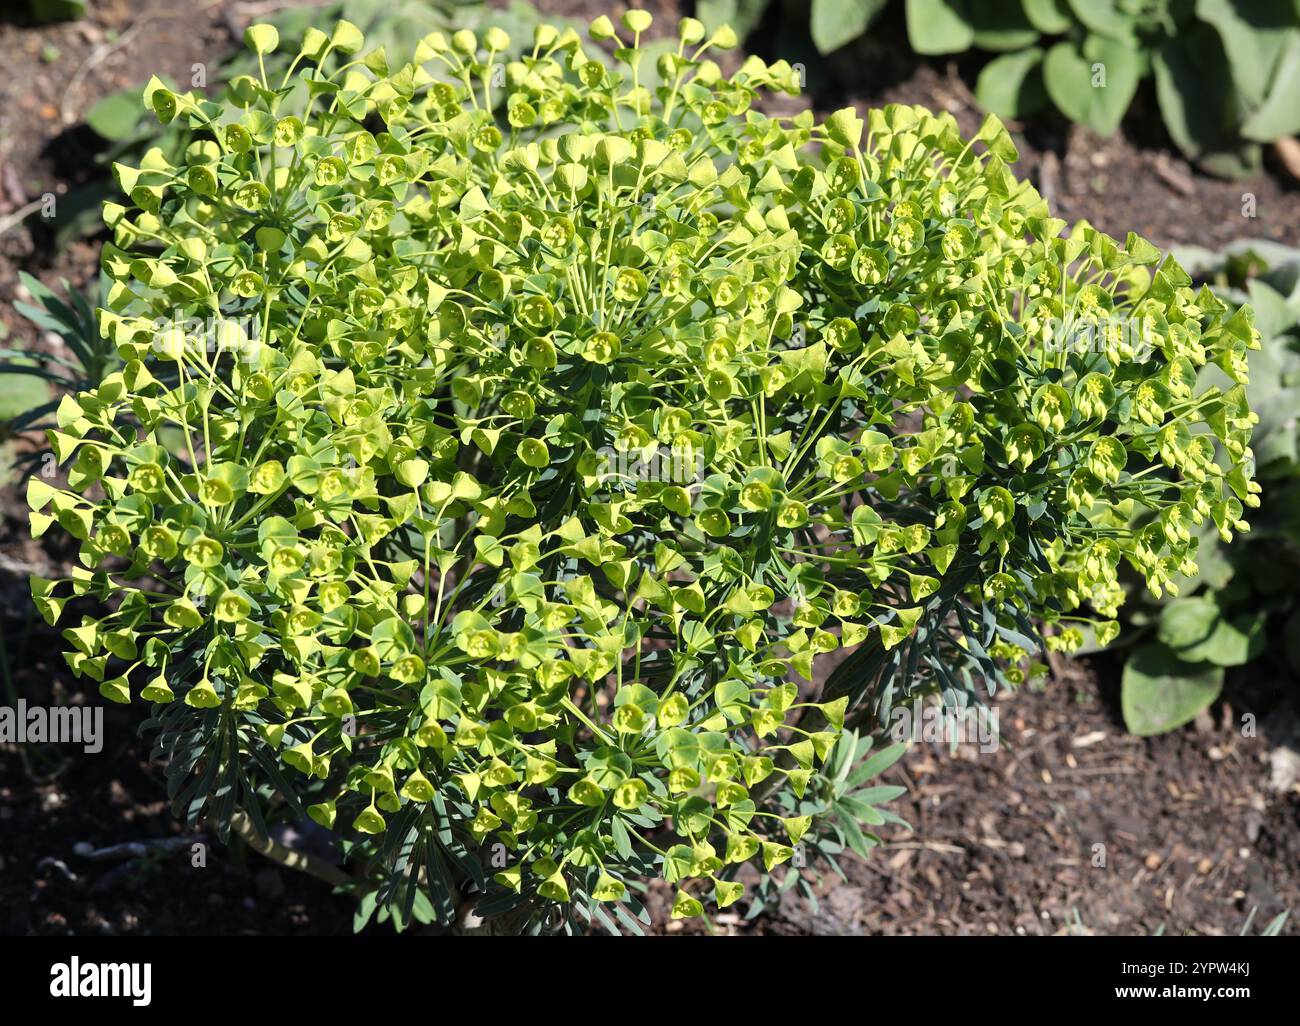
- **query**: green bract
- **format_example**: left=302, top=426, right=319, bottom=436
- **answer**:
left=29, top=12, right=1259, bottom=931
left=1114, top=241, right=1299, bottom=735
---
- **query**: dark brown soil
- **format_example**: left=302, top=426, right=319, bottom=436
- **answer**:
left=0, top=678, right=356, bottom=936
left=0, top=2, right=246, bottom=297
left=1, top=0, right=1297, bottom=936
left=749, top=656, right=1300, bottom=936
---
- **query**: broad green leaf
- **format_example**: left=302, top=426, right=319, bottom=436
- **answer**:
left=695, top=0, right=771, bottom=42
left=1023, top=0, right=1072, bottom=34
left=1197, top=0, right=1296, bottom=108
left=1121, top=644, right=1224, bottom=736
left=906, top=0, right=975, bottom=55
left=811, top=0, right=888, bottom=54
left=85, top=88, right=143, bottom=141
left=1044, top=35, right=1141, bottom=136
left=1241, top=31, right=1300, bottom=141
left=1153, top=28, right=1259, bottom=171
left=969, top=2, right=1040, bottom=51
left=0, top=366, right=50, bottom=422
left=1169, top=607, right=1266, bottom=667
left=975, top=48, right=1047, bottom=119
left=1156, top=596, right=1220, bottom=651
left=1066, top=0, right=1138, bottom=45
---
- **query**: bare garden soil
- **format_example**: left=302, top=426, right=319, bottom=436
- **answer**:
left=1, top=0, right=1297, bottom=936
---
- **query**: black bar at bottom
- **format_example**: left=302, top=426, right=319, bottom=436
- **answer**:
left=0, top=934, right=1291, bottom=1013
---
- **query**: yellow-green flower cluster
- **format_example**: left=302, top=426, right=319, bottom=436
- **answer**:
left=28, top=11, right=1257, bottom=928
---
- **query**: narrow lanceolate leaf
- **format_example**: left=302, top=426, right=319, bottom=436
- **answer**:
left=848, top=743, right=909, bottom=787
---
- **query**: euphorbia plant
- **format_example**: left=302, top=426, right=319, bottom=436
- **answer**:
left=29, top=10, right=1259, bottom=932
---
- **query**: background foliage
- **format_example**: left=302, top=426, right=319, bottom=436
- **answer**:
left=699, top=0, right=1300, bottom=176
